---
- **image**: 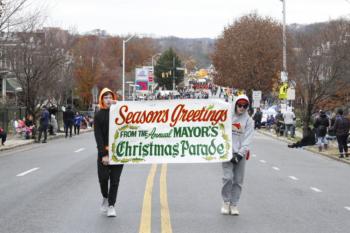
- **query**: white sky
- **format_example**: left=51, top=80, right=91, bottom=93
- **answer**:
left=39, top=0, right=350, bottom=38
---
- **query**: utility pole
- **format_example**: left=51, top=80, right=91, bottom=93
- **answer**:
left=172, top=57, right=176, bottom=91
left=282, top=0, right=287, bottom=73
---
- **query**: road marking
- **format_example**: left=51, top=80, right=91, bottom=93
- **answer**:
left=288, top=176, right=299, bottom=181
left=345, top=206, right=350, bottom=211
left=310, top=187, right=322, bottom=193
left=160, top=164, right=173, bottom=233
left=259, top=160, right=266, bottom=163
left=252, top=154, right=257, bottom=157
left=272, top=166, right=280, bottom=171
left=74, top=148, right=85, bottom=153
left=16, top=167, right=40, bottom=177
left=139, top=164, right=157, bottom=233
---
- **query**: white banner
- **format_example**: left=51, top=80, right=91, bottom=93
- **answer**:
left=109, top=99, right=232, bottom=164
left=135, top=68, right=149, bottom=81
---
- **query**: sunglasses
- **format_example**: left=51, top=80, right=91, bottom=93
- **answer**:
left=237, top=104, right=249, bottom=109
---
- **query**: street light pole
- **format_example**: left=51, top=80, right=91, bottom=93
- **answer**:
left=282, top=0, right=287, bottom=73
left=151, top=53, right=161, bottom=93
left=122, top=35, right=136, bottom=101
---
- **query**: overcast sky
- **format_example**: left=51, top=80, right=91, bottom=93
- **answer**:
left=40, top=0, right=350, bottom=38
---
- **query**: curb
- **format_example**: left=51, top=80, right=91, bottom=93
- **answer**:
left=257, top=129, right=350, bottom=166
left=0, top=129, right=93, bottom=153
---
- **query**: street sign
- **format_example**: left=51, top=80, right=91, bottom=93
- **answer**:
left=279, top=83, right=288, bottom=99
left=252, top=90, right=262, bottom=101
left=281, top=71, right=288, bottom=82
left=287, top=88, right=295, bottom=100
left=252, top=100, right=260, bottom=108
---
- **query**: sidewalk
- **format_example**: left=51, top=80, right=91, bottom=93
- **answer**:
left=0, top=128, right=93, bottom=152
left=257, top=128, right=350, bottom=165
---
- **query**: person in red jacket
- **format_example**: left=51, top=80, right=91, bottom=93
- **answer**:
left=94, top=88, right=123, bottom=217
left=0, top=127, right=7, bottom=145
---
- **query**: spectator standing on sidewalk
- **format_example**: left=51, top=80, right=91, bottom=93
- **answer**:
left=94, top=88, right=123, bottom=217
left=283, top=109, right=296, bottom=138
left=314, top=110, right=330, bottom=152
left=25, top=114, right=36, bottom=139
left=275, top=110, right=284, bottom=136
left=63, top=105, right=74, bottom=138
left=221, top=95, right=254, bottom=216
left=0, top=127, right=7, bottom=145
left=332, top=109, right=350, bottom=158
left=37, top=106, right=50, bottom=143
left=74, top=112, right=83, bottom=135
left=50, top=114, right=58, bottom=135
left=253, top=107, right=263, bottom=129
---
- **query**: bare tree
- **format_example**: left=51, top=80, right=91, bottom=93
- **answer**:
left=5, top=19, right=73, bottom=119
left=291, top=19, right=350, bottom=132
left=0, top=0, right=34, bottom=31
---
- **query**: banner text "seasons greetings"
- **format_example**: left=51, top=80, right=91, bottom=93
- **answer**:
left=114, top=104, right=227, bottom=127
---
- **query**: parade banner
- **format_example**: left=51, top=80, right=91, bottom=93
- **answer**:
left=109, top=99, right=232, bottom=164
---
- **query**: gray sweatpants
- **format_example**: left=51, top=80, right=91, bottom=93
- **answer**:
left=221, top=158, right=246, bottom=206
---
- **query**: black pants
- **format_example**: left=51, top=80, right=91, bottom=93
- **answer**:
left=74, top=125, right=80, bottom=135
left=336, top=134, right=349, bottom=155
left=97, top=160, right=124, bottom=206
left=65, top=122, right=73, bottom=137
left=254, top=120, right=261, bottom=129
left=38, top=125, right=47, bottom=142
left=0, top=132, right=7, bottom=144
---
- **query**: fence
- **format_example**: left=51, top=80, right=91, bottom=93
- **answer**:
left=0, top=107, right=66, bottom=135
left=0, top=107, right=27, bottom=133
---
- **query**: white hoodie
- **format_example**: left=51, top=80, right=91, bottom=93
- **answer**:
left=231, top=95, right=254, bottom=156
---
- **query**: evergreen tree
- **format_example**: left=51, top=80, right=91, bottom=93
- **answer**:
left=154, top=48, right=184, bottom=90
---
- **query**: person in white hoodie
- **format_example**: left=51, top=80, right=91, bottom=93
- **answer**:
left=221, top=95, right=254, bottom=216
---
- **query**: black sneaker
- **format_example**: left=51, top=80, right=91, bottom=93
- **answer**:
left=42, top=141, right=47, bottom=143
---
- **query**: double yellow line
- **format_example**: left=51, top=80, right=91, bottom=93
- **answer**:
left=139, top=164, right=173, bottom=233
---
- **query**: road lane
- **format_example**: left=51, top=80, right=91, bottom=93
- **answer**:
left=1, top=132, right=350, bottom=233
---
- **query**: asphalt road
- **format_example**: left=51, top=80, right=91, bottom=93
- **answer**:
left=0, top=132, right=349, bottom=233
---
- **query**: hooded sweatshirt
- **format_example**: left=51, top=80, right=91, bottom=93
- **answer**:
left=231, top=95, right=254, bottom=157
left=94, top=88, right=117, bottom=159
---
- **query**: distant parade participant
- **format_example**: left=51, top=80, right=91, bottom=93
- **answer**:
left=94, top=88, right=123, bottom=217
left=221, top=95, right=254, bottom=216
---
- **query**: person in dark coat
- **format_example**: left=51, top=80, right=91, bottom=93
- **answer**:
left=288, top=127, right=316, bottom=148
left=275, top=110, right=284, bottom=136
left=332, top=109, right=350, bottom=158
left=253, top=107, right=263, bottom=129
left=37, top=106, right=50, bottom=143
left=313, top=110, right=329, bottom=152
left=63, top=105, right=74, bottom=138
left=94, top=88, right=123, bottom=217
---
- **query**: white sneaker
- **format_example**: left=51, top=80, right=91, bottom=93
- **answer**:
left=107, top=206, right=116, bottom=217
left=230, top=206, right=240, bottom=216
left=221, top=202, right=230, bottom=215
left=100, top=198, right=108, bottom=213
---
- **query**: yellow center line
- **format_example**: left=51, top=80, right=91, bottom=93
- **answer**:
left=160, top=164, right=173, bottom=233
left=139, top=164, right=157, bottom=233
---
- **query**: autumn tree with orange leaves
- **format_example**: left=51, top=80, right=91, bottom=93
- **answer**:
left=212, top=13, right=293, bottom=99
left=72, top=35, right=156, bottom=108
